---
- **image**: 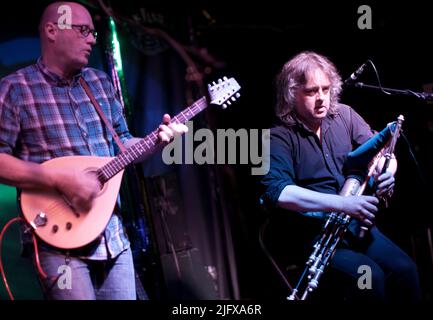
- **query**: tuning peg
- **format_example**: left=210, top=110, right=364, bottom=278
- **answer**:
left=235, top=93, right=240, bottom=98
left=231, top=97, right=236, bottom=101
left=223, top=76, right=228, bottom=81
left=222, top=103, right=227, bottom=109
left=208, top=83, right=213, bottom=91
left=219, top=78, right=223, bottom=83
left=226, top=100, right=232, bottom=105
left=212, top=81, right=217, bottom=86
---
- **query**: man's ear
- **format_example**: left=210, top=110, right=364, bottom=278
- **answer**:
left=44, top=22, right=57, bottom=42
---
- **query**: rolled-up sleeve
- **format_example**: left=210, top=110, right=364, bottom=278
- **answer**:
left=260, top=127, right=296, bottom=208
left=111, top=97, right=133, bottom=143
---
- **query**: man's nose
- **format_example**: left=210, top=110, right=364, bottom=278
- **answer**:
left=87, top=34, right=96, bottom=46
left=317, top=89, right=325, bottom=100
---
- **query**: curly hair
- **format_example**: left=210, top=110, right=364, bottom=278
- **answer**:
left=275, top=51, right=343, bottom=125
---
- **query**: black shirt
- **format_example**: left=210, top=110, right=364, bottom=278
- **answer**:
left=260, top=104, right=374, bottom=210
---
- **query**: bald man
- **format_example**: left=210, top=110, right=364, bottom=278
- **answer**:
left=0, top=2, right=187, bottom=299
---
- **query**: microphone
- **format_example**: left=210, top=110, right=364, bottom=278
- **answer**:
left=344, top=62, right=368, bottom=86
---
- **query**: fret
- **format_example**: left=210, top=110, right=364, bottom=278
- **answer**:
left=143, top=137, right=152, bottom=150
left=104, top=162, right=114, bottom=177
left=130, top=147, right=138, bottom=159
left=123, top=152, right=132, bottom=163
left=128, top=151, right=135, bottom=162
left=133, top=148, right=141, bottom=159
left=118, top=154, right=128, bottom=167
left=176, top=111, right=187, bottom=123
left=96, top=168, right=107, bottom=183
left=108, top=162, right=118, bottom=176
left=173, top=97, right=207, bottom=124
left=133, top=144, right=141, bottom=156
left=97, top=168, right=106, bottom=181
left=112, top=157, right=122, bottom=171
left=149, top=131, right=159, bottom=143
left=102, top=167, right=110, bottom=180
left=113, top=158, right=123, bottom=171
left=119, top=153, right=131, bottom=165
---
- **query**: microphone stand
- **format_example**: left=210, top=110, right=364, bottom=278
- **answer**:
left=353, top=82, right=433, bottom=101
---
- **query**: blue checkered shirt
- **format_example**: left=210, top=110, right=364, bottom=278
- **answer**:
left=0, top=58, right=132, bottom=260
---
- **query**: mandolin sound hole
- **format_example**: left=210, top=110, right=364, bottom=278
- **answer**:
left=83, top=167, right=108, bottom=195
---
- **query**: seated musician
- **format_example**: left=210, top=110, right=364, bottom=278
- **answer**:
left=260, top=51, right=421, bottom=302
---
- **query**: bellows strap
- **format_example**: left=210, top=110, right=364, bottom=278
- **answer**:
left=79, top=77, right=127, bottom=153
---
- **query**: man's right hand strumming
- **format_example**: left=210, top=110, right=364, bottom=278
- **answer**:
left=0, top=153, right=101, bottom=214
left=50, top=169, right=101, bottom=214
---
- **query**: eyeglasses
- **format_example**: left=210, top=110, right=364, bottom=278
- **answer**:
left=53, top=23, right=97, bottom=40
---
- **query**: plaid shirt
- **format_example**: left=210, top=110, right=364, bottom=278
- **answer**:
left=0, top=58, right=132, bottom=260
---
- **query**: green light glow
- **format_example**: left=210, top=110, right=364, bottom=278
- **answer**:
left=110, top=17, right=123, bottom=73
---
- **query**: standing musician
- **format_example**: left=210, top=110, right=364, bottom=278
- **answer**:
left=0, top=1, right=187, bottom=299
left=260, top=51, right=421, bottom=302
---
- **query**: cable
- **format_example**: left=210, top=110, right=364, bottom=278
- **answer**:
left=0, top=217, right=49, bottom=300
left=32, top=233, right=48, bottom=279
left=258, top=218, right=299, bottom=299
left=366, top=59, right=392, bottom=96
left=401, top=131, right=428, bottom=187
left=363, top=60, right=431, bottom=100
left=0, top=217, right=24, bottom=300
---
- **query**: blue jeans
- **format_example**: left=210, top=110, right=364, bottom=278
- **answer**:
left=37, top=247, right=136, bottom=300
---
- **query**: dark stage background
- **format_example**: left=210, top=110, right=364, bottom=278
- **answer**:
left=1, top=0, right=432, bottom=301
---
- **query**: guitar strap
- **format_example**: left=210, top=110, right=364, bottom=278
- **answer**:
left=79, top=77, right=128, bottom=238
left=79, top=77, right=127, bottom=153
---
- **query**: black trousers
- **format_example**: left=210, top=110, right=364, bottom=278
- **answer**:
left=327, top=226, right=421, bottom=302
left=263, top=213, right=421, bottom=302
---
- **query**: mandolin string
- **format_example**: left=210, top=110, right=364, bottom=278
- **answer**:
left=40, top=199, right=74, bottom=218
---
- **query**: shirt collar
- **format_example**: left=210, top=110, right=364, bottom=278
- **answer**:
left=36, top=57, right=83, bottom=87
left=293, top=112, right=334, bottom=135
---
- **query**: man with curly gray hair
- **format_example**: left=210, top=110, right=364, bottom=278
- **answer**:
left=275, top=51, right=342, bottom=125
left=260, top=51, right=421, bottom=302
